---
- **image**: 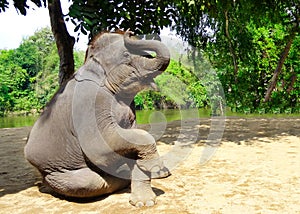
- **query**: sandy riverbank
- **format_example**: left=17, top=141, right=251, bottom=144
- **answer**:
left=0, top=118, right=299, bottom=213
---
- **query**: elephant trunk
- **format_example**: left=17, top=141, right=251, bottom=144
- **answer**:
left=124, top=31, right=170, bottom=72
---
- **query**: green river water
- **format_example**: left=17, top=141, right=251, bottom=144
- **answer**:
left=0, top=109, right=299, bottom=128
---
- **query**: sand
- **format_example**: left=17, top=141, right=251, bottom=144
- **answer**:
left=0, top=118, right=299, bottom=213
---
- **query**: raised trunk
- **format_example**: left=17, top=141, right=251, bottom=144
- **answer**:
left=48, top=0, right=75, bottom=86
left=124, top=31, right=170, bottom=72
left=123, top=31, right=170, bottom=113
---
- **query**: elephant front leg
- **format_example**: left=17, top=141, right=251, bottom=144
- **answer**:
left=117, top=129, right=170, bottom=207
left=130, top=156, right=171, bottom=207
left=105, top=127, right=170, bottom=206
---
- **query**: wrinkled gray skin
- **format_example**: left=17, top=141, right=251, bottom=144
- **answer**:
left=24, top=31, right=170, bottom=207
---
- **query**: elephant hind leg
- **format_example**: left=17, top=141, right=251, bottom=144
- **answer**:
left=44, top=168, right=130, bottom=198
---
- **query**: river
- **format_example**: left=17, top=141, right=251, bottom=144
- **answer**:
left=0, top=109, right=211, bottom=128
left=0, top=108, right=299, bottom=128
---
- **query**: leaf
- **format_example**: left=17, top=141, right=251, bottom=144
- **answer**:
left=74, top=24, right=81, bottom=32
left=81, top=26, right=87, bottom=35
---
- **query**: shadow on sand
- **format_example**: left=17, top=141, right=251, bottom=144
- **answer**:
left=0, top=117, right=299, bottom=197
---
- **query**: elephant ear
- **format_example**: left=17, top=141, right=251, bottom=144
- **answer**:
left=74, top=65, right=106, bottom=86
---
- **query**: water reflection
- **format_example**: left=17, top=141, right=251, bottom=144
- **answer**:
left=135, top=108, right=211, bottom=124
left=1, top=108, right=298, bottom=128
left=0, top=109, right=209, bottom=128
left=0, top=116, right=38, bottom=129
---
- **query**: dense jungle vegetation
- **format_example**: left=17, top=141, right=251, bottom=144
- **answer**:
left=208, top=21, right=300, bottom=114
left=0, top=28, right=85, bottom=116
left=0, top=24, right=299, bottom=116
left=0, top=27, right=207, bottom=115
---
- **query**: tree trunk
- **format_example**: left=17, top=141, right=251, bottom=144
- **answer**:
left=264, top=31, right=296, bottom=102
left=287, top=71, right=297, bottom=94
left=224, top=10, right=238, bottom=81
left=48, top=0, right=75, bottom=86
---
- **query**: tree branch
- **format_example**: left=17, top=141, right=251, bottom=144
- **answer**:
left=264, top=30, right=296, bottom=102
left=224, top=10, right=238, bottom=81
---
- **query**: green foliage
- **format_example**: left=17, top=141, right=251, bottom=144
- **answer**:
left=134, top=60, right=209, bottom=110
left=1, top=0, right=300, bottom=115
left=0, top=0, right=46, bottom=15
left=172, top=0, right=299, bottom=114
left=68, top=0, right=175, bottom=38
left=0, top=27, right=85, bottom=116
left=206, top=17, right=300, bottom=114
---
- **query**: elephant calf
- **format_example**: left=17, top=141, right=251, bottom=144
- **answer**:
left=24, top=30, right=170, bottom=207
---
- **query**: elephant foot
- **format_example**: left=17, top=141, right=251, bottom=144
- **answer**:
left=130, top=164, right=157, bottom=207
left=129, top=157, right=170, bottom=207
left=129, top=180, right=156, bottom=207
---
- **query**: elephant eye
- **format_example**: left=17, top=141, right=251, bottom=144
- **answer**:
left=123, top=51, right=130, bottom=58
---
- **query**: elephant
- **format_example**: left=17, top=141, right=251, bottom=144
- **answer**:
left=24, top=30, right=171, bottom=207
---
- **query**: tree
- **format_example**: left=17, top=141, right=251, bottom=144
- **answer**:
left=175, top=0, right=299, bottom=102
left=0, top=27, right=85, bottom=115
left=0, top=0, right=45, bottom=15
left=1, top=0, right=299, bottom=113
left=0, top=0, right=176, bottom=85
left=67, top=0, right=174, bottom=38
left=200, top=2, right=299, bottom=113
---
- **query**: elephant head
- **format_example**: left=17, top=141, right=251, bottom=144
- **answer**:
left=83, top=30, right=170, bottom=101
